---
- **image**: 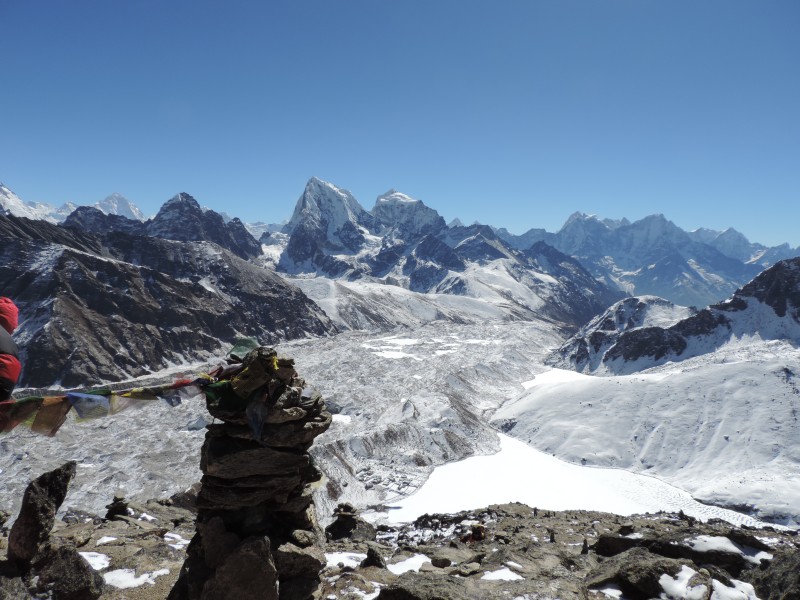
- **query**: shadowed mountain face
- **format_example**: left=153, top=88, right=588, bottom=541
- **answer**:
left=549, top=257, right=800, bottom=375
left=0, top=214, right=335, bottom=388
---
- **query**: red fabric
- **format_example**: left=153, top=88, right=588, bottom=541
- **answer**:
left=0, top=298, right=18, bottom=334
left=0, top=353, right=21, bottom=385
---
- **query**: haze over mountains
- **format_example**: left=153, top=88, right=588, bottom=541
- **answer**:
left=2, top=177, right=799, bottom=526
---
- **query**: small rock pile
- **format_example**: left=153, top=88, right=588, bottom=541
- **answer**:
left=169, top=347, right=332, bottom=600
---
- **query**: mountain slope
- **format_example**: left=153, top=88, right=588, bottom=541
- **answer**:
left=1, top=214, right=335, bottom=387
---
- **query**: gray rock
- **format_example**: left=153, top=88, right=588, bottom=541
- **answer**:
left=33, top=544, right=104, bottom=600
left=273, top=542, right=325, bottom=579
left=747, top=548, right=800, bottom=600
left=0, top=575, right=30, bottom=599
left=8, top=462, right=77, bottom=567
left=360, top=542, right=387, bottom=569
left=587, top=547, right=704, bottom=599
left=377, top=572, right=475, bottom=600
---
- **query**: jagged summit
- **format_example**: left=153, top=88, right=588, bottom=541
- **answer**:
left=285, top=177, right=372, bottom=233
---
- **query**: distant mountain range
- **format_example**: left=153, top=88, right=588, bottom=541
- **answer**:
left=4, top=178, right=798, bottom=309
left=3, top=177, right=799, bottom=387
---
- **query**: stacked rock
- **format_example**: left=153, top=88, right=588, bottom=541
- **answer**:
left=169, top=347, right=332, bottom=600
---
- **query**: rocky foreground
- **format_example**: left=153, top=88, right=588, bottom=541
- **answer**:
left=2, top=480, right=799, bottom=599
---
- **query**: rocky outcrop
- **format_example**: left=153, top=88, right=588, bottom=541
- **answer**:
left=169, top=347, right=331, bottom=600
left=325, top=503, right=377, bottom=543
left=8, top=461, right=77, bottom=567
left=1, top=461, right=104, bottom=600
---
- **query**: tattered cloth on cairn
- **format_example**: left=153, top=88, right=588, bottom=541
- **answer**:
left=168, top=346, right=332, bottom=600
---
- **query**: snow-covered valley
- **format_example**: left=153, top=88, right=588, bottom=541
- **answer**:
left=2, top=319, right=797, bottom=529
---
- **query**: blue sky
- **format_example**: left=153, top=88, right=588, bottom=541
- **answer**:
left=2, top=1, right=798, bottom=246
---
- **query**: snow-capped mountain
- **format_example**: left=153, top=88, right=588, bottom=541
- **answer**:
left=505, top=212, right=783, bottom=307
left=550, top=257, right=800, bottom=375
left=0, top=182, right=65, bottom=222
left=0, top=183, right=146, bottom=224
left=546, top=295, right=696, bottom=373
left=1, top=212, right=335, bottom=388
left=64, top=193, right=263, bottom=260
left=372, top=189, right=446, bottom=239
left=689, top=226, right=799, bottom=268
left=275, top=179, right=623, bottom=329
left=94, top=192, right=145, bottom=221
left=279, top=177, right=377, bottom=275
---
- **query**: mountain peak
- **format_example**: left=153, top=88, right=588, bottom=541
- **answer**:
left=372, top=190, right=445, bottom=239
left=376, top=189, right=417, bottom=204
left=95, top=192, right=145, bottom=221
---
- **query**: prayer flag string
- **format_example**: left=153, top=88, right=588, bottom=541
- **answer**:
left=0, top=374, right=215, bottom=438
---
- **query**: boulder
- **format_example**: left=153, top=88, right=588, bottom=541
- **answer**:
left=325, top=503, right=376, bottom=542
left=8, top=462, right=77, bottom=567
left=361, top=542, right=388, bottom=569
left=33, top=544, right=104, bottom=600
left=587, top=547, right=704, bottom=600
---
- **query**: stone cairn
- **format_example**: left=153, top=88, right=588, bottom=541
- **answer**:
left=169, top=346, right=332, bottom=600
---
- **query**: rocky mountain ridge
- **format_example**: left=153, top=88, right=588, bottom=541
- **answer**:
left=503, top=212, right=795, bottom=308
left=275, top=178, right=624, bottom=329
left=549, top=257, right=800, bottom=375
left=64, top=192, right=262, bottom=260
left=5, top=180, right=799, bottom=309
left=0, top=213, right=335, bottom=387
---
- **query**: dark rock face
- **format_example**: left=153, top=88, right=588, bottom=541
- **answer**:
left=0, top=214, right=335, bottom=388
left=63, top=206, right=147, bottom=236
left=736, top=258, right=800, bottom=320
left=146, top=193, right=262, bottom=260
left=8, top=461, right=77, bottom=567
left=170, top=349, right=331, bottom=600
